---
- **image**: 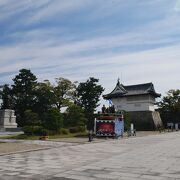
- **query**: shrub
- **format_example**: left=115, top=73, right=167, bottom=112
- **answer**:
left=68, top=126, right=86, bottom=133
left=23, top=125, right=46, bottom=136
left=77, top=126, right=86, bottom=132
left=60, top=128, right=69, bottom=135
left=40, top=128, right=49, bottom=136
left=24, top=110, right=41, bottom=126
left=23, top=126, right=33, bottom=135
left=69, top=127, right=79, bottom=133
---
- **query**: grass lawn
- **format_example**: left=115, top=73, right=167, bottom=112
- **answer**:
left=0, top=132, right=88, bottom=140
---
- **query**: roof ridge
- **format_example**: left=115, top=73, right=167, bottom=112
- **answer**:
left=123, top=82, right=152, bottom=87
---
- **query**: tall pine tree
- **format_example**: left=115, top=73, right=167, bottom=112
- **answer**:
left=12, top=69, right=37, bottom=126
left=77, top=77, right=104, bottom=130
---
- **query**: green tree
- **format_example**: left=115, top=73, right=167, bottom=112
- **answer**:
left=43, top=108, right=63, bottom=133
left=24, top=110, right=41, bottom=126
left=65, top=104, right=87, bottom=127
left=158, top=89, right=180, bottom=125
left=23, top=110, right=42, bottom=135
left=12, top=69, right=37, bottom=127
left=77, top=77, right=104, bottom=130
left=52, top=77, right=76, bottom=111
left=0, top=84, right=13, bottom=109
left=34, top=80, right=54, bottom=116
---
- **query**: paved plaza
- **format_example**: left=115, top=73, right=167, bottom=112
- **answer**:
left=0, top=132, right=180, bottom=180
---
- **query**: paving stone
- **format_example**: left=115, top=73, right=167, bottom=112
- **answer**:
left=141, top=174, right=168, bottom=180
left=161, top=173, right=180, bottom=179
left=110, top=171, right=141, bottom=178
left=48, top=178, right=75, bottom=180
left=63, top=174, right=97, bottom=180
left=0, top=132, right=180, bottom=179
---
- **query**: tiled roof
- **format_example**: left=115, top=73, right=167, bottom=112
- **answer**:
left=103, top=80, right=161, bottom=99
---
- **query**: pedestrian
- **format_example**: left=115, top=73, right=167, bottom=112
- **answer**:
left=88, top=130, right=93, bottom=142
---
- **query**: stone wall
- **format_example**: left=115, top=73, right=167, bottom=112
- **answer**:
left=128, top=111, right=163, bottom=130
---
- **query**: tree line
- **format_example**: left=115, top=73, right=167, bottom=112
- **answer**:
left=0, top=69, right=104, bottom=135
left=0, top=68, right=179, bottom=132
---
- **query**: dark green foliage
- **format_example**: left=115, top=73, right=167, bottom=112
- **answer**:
left=64, top=104, right=87, bottom=127
left=123, top=111, right=131, bottom=131
left=69, top=127, right=77, bottom=133
left=158, top=89, right=180, bottom=125
left=77, top=126, right=86, bottom=132
left=69, top=126, right=86, bottom=133
left=24, top=110, right=41, bottom=126
left=34, top=81, right=54, bottom=116
left=0, top=84, right=13, bottom=109
left=23, top=126, right=46, bottom=136
left=12, top=69, right=37, bottom=126
left=12, top=69, right=37, bottom=98
left=77, top=77, right=104, bottom=130
left=60, top=128, right=70, bottom=135
left=43, top=108, right=63, bottom=133
left=23, top=110, right=43, bottom=135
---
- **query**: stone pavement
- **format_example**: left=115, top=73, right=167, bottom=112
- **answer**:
left=0, top=132, right=180, bottom=180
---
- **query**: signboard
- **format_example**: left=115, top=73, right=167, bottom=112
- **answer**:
left=96, top=120, right=115, bottom=136
left=95, top=115, right=124, bottom=137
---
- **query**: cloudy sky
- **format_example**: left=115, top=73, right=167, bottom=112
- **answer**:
left=0, top=0, right=180, bottom=105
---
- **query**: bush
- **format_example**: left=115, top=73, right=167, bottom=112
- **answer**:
left=40, top=129, right=49, bottom=136
left=23, top=125, right=46, bottom=136
left=24, top=110, right=41, bottom=126
left=77, top=126, right=86, bottom=132
left=23, top=126, right=32, bottom=135
left=68, top=126, right=85, bottom=133
left=69, top=127, right=79, bottom=133
left=60, top=128, right=69, bottom=135
left=43, top=108, right=63, bottom=133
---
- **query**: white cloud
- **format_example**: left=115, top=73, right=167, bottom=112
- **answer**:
left=175, top=0, right=180, bottom=12
left=0, top=0, right=180, bottom=102
left=0, top=0, right=51, bottom=22
left=0, top=38, right=179, bottom=94
left=26, top=0, right=91, bottom=24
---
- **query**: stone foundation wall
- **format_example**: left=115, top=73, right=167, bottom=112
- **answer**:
left=128, top=111, right=163, bottom=130
left=0, top=109, right=17, bottom=129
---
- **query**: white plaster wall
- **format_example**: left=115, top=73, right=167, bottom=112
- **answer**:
left=111, top=95, right=156, bottom=112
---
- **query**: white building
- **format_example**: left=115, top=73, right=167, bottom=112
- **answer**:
left=103, top=80, right=163, bottom=130
left=103, top=80, right=161, bottom=112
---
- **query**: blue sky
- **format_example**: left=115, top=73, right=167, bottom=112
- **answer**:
left=0, top=0, right=180, bottom=105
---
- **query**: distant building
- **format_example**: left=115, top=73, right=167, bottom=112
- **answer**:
left=103, top=80, right=160, bottom=112
left=103, top=80, right=163, bottom=130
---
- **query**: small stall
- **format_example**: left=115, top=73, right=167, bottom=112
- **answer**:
left=94, top=113, right=124, bottom=137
